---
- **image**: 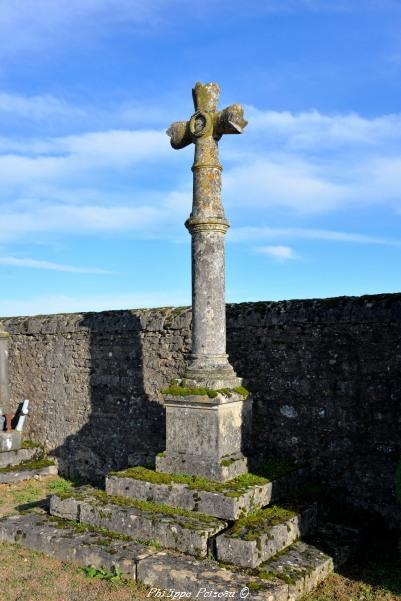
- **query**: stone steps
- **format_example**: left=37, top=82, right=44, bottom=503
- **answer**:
left=0, top=512, right=356, bottom=601
left=258, top=522, right=358, bottom=601
left=215, top=503, right=318, bottom=568
left=50, top=486, right=227, bottom=558
left=0, top=458, right=58, bottom=484
left=0, top=444, right=42, bottom=468
left=0, top=512, right=157, bottom=580
left=137, top=550, right=289, bottom=601
left=105, top=465, right=305, bottom=521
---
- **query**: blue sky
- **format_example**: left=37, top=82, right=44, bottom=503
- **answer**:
left=1, top=0, right=401, bottom=316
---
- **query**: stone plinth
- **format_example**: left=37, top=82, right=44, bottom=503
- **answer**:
left=156, top=391, right=252, bottom=481
left=0, top=432, right=21, bottom=452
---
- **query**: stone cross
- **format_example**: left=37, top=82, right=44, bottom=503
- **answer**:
left=167, top=82, right=247, bottom=389
left=156, top=83, right=252, bottom=481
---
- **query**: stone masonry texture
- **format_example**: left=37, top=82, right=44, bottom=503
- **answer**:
left=1, top=292, right=400, bottom=524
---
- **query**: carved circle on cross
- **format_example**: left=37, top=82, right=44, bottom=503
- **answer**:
left=189, top=111, right=213, bottom=139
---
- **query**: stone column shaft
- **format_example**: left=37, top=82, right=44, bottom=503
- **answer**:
left=183, top=136, right=241, bottom=387
left=191, top=226, right=226, bottom=360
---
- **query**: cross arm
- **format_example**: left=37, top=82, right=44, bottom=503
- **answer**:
left=166, top=120, right=192, bottom=149
left=215, top=104, right=248, bottom=136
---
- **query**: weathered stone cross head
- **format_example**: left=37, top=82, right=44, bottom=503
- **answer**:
left=167, top=81, right=247, bottom=151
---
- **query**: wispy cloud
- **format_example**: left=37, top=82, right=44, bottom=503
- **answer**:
left=0, top=93, right=84, bottom=120
left=0, top=203, right=168, bottom=244
left=230, top=226, right=399, bottom=246
left=1, top=106, right=400, bottom=248
left=224, top=108, right=401, bottom=214
left=256, top=245, right=297, bottom=261
left=0, top=256, right=114, bottom=274
left=0, top=0, right=177, bottom=58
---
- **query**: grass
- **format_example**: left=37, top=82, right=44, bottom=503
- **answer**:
left=0, top=475, right=74, bottom=515
left=0, top=541, right=149, bottom=601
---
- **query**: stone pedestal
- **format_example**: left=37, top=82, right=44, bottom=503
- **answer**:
left=156, top=391, right=252, bottom=481
left=0, top=432, right=22, bottom=453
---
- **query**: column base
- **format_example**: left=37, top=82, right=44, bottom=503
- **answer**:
left=182, top=355, right=242, bottom=389
left=156, top=452, right=248, bottom=482
left=156, top=391, right=252, bottom=482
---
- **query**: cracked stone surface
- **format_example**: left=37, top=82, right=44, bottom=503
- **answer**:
left=0, top=445, right=41, bottom=468
left=261, top=540, right=334, bottom=601
left=215, top=504, right=318, bottom=568
left=0, top=512, right=156, bottom=579
left=50, top=488, right=227, bottom=558
left=106, top=467, right=305, bottom=521
left=137, top=551, right=288, bottom=601
left=0, top=463, right=57, bottom=484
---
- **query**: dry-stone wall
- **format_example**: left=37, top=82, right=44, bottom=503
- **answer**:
left=2, top=293, right=400, bottom=524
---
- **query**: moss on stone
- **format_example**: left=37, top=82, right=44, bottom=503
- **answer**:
left=55, top=487, right=220, bottom=526
left=228, top=504, right=297, bottom=540
left=48, top=515, right=132, bottom=542
left=162, top=383, right=249, bottom=400
left=0, top=457, right=55, bottom=473
left=110, top=457, right=299, bottom=498
left=20, top=440, right=41, bottom=450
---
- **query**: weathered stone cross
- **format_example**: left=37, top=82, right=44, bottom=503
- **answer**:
left=167, top=82, right=248, bottom=389
left=156, top=83, right=252, bottom=482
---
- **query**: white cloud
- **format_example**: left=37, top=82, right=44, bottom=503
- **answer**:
left=229, top=226, right=399, bottom=246
left=0, top=256, right=113, bottom=274
left=224, top=158, right=348, bottom=213
left=246, top=108, right=401, bottom=150
left=256, top=245, right=297, bottom=261
left=0, top=203, right=167, bottom=243
left=0, top=92, right=83, bottom=120
left=223, top=108, right=401, bottom=214
left=0, top=129, right=169, bottom=183
left=0, top=107, right=400, bottom=248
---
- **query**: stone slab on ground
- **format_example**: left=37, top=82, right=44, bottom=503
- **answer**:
left=50, top=487, right=227, bottom=558
left=0, top=445, right=42, bottom=468
left=0, top=462, right=57, bottom=484
left=0, top=512, right=157, bottom=579
left=137, top=550, right=289, bottom=601
left=0, top=432, right=21, bottom=452
left=106, top=466, right=305, bottom=521
left=216, top=503, right=318, bottom=568
left=257, top=523, right=358, bottom=601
